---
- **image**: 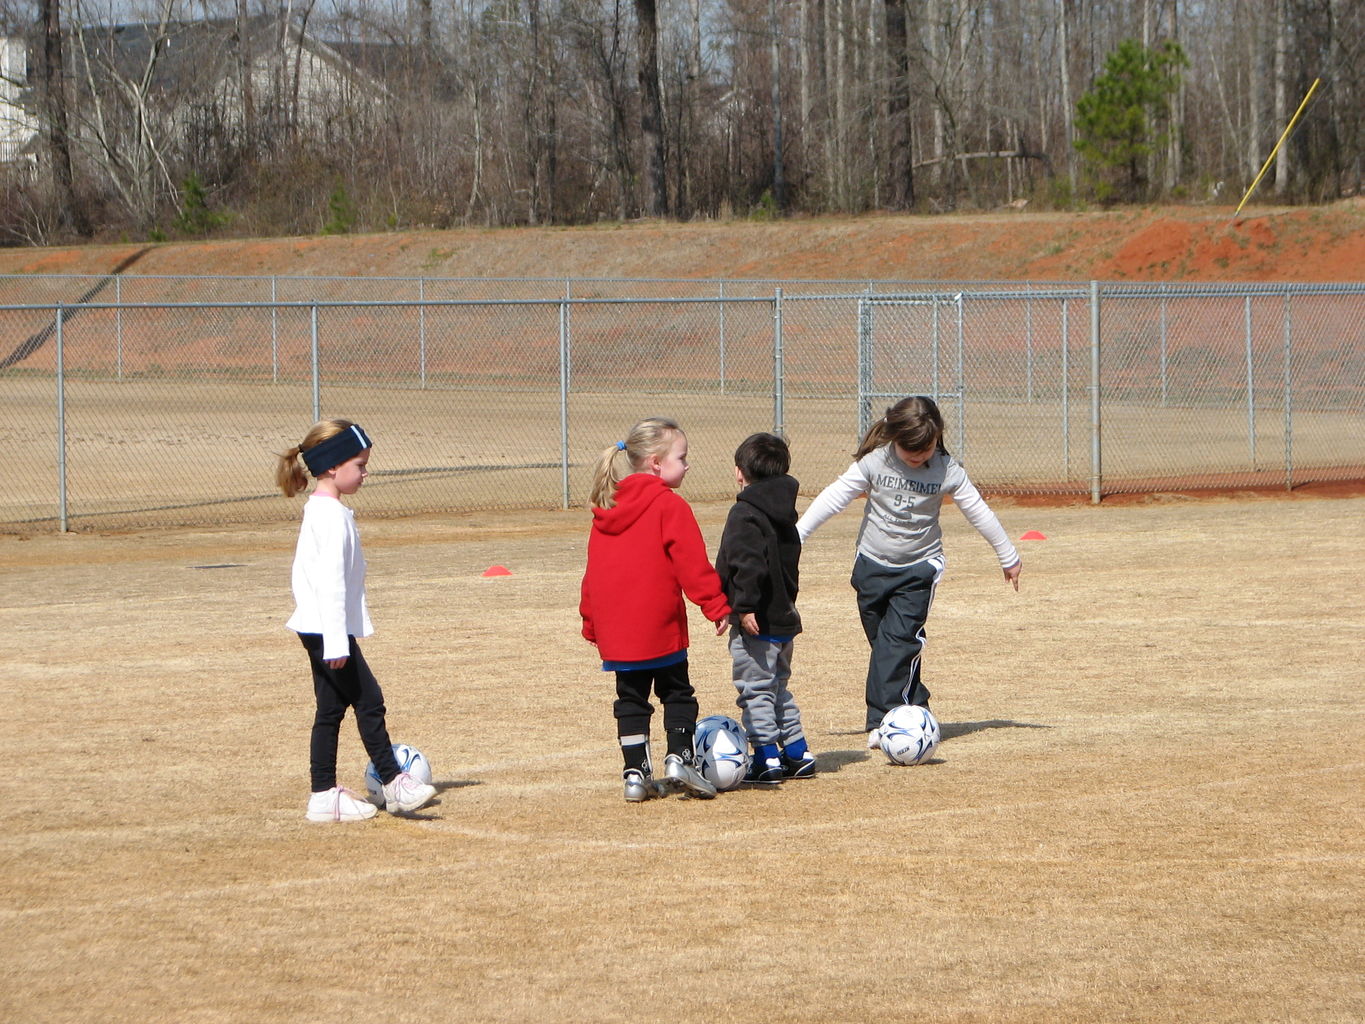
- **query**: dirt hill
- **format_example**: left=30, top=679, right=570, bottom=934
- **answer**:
left=0, top=201, right=1362, bottom=283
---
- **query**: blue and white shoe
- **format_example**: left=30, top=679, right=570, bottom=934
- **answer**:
left=781, top=752, right=817, bottom=779
left=745, top=756, right=785, bottom=784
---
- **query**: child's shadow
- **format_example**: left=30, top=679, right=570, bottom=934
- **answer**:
left=810, top=743, right=872, bottom=772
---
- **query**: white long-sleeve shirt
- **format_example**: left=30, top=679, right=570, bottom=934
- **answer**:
left=285, top=494, right=373, bottom=660
left=797, top=445, right=1019, bottom=571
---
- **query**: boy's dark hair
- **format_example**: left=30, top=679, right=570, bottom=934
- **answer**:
left=735, top=432, right=790, bottom=482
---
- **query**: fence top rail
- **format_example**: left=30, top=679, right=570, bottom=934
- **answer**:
left=0, top=273, right=1089, bottom=287
left=0, top=296, right=782, bottom=313
left=0, top=274, right=1359, bottom=295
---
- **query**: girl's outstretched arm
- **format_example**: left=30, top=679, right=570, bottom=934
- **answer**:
left=795, top=461, right=870, bottom=542
left=950, top=474, right=1021, bottom=584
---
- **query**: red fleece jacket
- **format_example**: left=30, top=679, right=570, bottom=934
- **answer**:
left=580, top=474, right=731, bottom=663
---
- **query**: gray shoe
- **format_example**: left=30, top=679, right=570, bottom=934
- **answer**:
left=623, top=769, right=665, bottom=803
left=663, top=753, right=717, bottom=799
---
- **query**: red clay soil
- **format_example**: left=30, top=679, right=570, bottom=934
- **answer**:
left=0, top=200, right=1361, bottom=283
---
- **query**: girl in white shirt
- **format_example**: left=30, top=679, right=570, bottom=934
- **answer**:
left=796, top=397, right=1022, bottom=749
left=277, top=419, right=436, bottom=822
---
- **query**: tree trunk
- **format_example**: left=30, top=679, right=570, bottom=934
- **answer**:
left=1166, top=0, right=1183, bottom=191
left=1272, top=0, right=1290, bottom=195
left=1246, top=0, right=1263, bottom=182
left=884, top=0, right=914, bottom=208
left=770, top=0, right=786, bottom=212
left=39, top=0, right=89, bottom=236
left=799, top=0, right=811, bottom=174
left=236, top=0, right=255, bottom=158
left=1059, top=0, right=1077, bottom=193
left=634, top=0, right=667, bottom=217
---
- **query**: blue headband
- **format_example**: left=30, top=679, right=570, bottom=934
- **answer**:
left=302, top=424, right=373, bottom=476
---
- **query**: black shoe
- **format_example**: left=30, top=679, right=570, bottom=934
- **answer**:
left=781, top=752, right=817, bottom=779
left=745, top=757, right=785, bottom=784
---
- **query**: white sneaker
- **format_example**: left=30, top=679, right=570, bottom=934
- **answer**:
left=306, top=786, right=378, bottom=823
left=381, top=771, right=437, bottom=814
left=867, top=729, right=882, bottom=751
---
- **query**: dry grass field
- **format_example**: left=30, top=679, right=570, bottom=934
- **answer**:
left=3, top=489, right=1362, bottom=1023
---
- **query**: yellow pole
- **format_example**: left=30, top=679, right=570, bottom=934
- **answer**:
left=1232, top=77, right=1321, bottom=221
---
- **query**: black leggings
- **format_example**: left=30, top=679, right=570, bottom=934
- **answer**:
left=299, top=633, right=400, bottom=793
left=612, top=660, right=699, bottom=739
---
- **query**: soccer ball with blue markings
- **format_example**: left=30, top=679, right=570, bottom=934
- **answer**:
left=877, top=705, right=940, bottom=766
left=363, top=744, right=434, bottom=805
left=694, top=716, right=750, bottom=791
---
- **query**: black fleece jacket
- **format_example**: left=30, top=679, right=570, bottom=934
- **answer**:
left=714, top=474, right=802, bottom=637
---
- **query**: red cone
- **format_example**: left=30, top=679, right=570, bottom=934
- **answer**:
left=481, top=565, right=512, bottom=577
left=1020, top=530, right=1047, bottom=541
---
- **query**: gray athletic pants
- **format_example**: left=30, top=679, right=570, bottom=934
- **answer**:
left=851, top=553, right=944, bottom=731
left=728, top=631, right=804, bottom=748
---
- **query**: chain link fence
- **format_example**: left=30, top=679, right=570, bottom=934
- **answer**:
left=2, top=277, right=1361, bottom=532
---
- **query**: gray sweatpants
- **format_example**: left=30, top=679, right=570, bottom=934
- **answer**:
left=728, top=631, right=804, bottom=748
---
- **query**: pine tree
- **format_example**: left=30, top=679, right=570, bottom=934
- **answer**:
left=1074, top=39, right=1188, bottom=202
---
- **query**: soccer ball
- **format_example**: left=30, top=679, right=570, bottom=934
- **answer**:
left=364, top=743, right=434, bottom=805
left=877, top=705, right=940, bottom=766
left=694, top=715, right=751, bottom=791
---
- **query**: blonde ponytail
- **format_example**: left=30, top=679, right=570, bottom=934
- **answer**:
left=589, top=417, right=682, bottom=508
left=275, top=418, right=357, bottom=497
left=275, top=445, right=310, bottom=497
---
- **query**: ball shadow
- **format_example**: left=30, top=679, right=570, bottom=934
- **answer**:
left=939, top=720, right=1051, bottom=740
left=435, top=779, right=482, bottom=792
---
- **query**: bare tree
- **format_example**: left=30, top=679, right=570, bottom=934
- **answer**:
left=634, top=0, right=667, bottom=216
left=38, top=0, right=89, bottom=234
left=71, top=1, right=180, bottom=229
left=884, top=0, right=913, bottom=208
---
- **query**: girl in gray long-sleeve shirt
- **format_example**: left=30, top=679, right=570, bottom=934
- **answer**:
left=797, top=396, right=1022, bottom=748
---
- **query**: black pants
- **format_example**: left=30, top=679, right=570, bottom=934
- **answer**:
left=851, top=554, right=942, bottom=731
left=300, top=633, right=400, bottom=793
left=613, top=659, right=699, bottom=739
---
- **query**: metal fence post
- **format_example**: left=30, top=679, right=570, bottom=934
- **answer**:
left=931, top=298, right=941, bottom=399
left=419, top=278, right=427, bottom=388
left=718, top=280, right=727, bottom=395
left=1282, top=290, right=1293, bottom=490
left=56, top=306, right=68, bottom=532
left=1089, top=281, right=1102, bottom=505
left=954, top=292, right=965, bottom=458
left=1245, top=296, right=1256, bottom=469
left=115, top=278, right=123, bottom=382
left=270, top=277, right=279, bottom=384
left=773, top=287, right=784, bottom=436
left=1061, top=296, right=1071, bottom=480
left=310, top=304, right=320, bottom=422
left=857, top=295, right=872, bottom=440
left=1025, top=287, right=1033, bottom=403
left=560, top=298, right=570, bottom=510
left=1159, top=283, right=1169, bottom=406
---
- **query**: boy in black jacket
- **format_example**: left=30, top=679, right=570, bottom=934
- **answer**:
left=715, top=433, right=815, bottom=783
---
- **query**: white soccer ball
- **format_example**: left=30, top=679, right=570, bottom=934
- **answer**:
left=877, top=705, right=941, bottom=766
left=364, top=743, right=434, bottom=805
left=694, top=715, right=751, bottom=791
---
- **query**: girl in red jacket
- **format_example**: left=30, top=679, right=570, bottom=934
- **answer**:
left=580, top=417, right=732, bottom=803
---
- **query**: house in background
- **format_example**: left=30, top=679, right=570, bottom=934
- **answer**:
left=0, top=14, right=394, bottom=177
left=75, top=15, right=393, bottom=148
left=0, top=36, right=38, bottom=167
